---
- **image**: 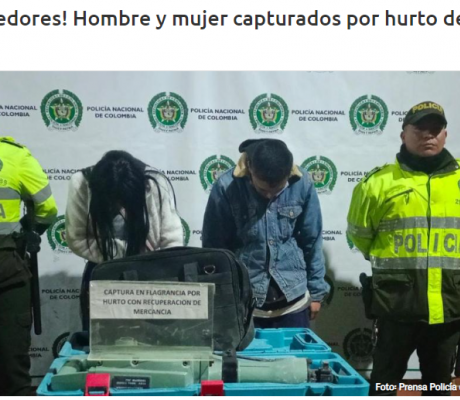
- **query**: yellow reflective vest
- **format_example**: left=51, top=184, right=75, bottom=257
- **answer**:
left=0, top=136, right=57, bottom=235
left=347, top=157, right=460, bottom=324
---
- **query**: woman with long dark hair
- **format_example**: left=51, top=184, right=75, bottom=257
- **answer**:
left=65, top=150, right=183, bottom=329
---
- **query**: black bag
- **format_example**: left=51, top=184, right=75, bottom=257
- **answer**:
left=91, top=246, right=255, bottom=352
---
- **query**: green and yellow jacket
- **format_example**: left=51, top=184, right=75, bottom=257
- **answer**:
left=348, top=151, right=460, bottom=324
left=0, top=136, right=57, bottom=236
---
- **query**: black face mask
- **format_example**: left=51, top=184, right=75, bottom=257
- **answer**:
left=398, top=144, right=454, bottom=174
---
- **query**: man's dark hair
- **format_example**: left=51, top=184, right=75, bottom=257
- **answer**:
left=246, top=139, right=293, bottom=185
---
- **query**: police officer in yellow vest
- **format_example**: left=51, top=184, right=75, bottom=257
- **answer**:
left=0, top=137, right=57, bottom=395
left=348, top=101, right=460, bottom=396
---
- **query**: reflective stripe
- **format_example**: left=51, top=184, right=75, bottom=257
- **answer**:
left=378, top=216, right=460, bottom=232
left=427, top=268, right=444, bottom=324
left=378, top=217, right=428, bottom=232
left=32, top=184, right=52, bottom=204
left=347, top=223, right=374, bottom=239
left=371, top=256, right=460, bottom=270
left=431, top=217, right=460, bottom=229
left=0, top=187, right=20, bottom=200
left=0, top=222, right=21, bottom=234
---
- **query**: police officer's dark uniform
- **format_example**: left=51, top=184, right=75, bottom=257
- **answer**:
left=0, top=137, right=57, bottom=396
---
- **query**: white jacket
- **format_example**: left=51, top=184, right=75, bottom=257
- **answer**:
left=65, top=170, right=183, bottom=263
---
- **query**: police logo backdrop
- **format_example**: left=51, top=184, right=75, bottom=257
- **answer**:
left=1, top=71, right=459, bottom=383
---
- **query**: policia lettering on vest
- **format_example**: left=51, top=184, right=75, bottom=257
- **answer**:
left=0, top=137, right=57, bottom=396
left=347, top=101, right=460, bottom=395
left=394, top=231, right=460, bottom=254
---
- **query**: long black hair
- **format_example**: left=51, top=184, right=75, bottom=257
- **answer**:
left=82, top=150, right=168, bottom=261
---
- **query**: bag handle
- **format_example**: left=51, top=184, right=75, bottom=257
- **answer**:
left=221, top=348, right=238, bottom=383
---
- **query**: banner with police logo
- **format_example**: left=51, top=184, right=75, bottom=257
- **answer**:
left=0, top=71, right=458, bottom=384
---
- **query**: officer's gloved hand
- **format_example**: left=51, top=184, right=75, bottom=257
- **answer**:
left=19, top=215, right=31, bottom=232
left=20, top=215, right=49, bottom=235
left=25, top=231, right=41, bottom=253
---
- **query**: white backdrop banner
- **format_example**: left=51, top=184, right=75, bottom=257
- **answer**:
left=0, top=71, right=458, bottom=383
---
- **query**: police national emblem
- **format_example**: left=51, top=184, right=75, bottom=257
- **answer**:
left=249, top=93, right=289, bottom=133
left=343, top=328, right=374, bottom=363
left=181, top=218, right=191, bottom=246
left=199, top=155, right=235, bottom=193
left=47, top=215, right=72, bottom=253
left=349, top=95, right=388, bottom=135
left=148, top=92, right=188, bottom=132
left=41, top=90, right=83, bottom=131
left=301, top=156, right=337, bottom=194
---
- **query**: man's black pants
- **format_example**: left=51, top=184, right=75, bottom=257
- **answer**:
left=370, top=318, right=460, bottom=396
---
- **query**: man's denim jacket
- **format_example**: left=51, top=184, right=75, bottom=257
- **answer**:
left=202, top=163, right=329, bottom=308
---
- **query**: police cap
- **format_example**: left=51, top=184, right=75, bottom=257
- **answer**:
left=402, top=101, right=447, bottom=129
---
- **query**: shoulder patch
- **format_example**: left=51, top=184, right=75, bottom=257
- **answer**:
left=362, top=164, right=387, bottom=183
